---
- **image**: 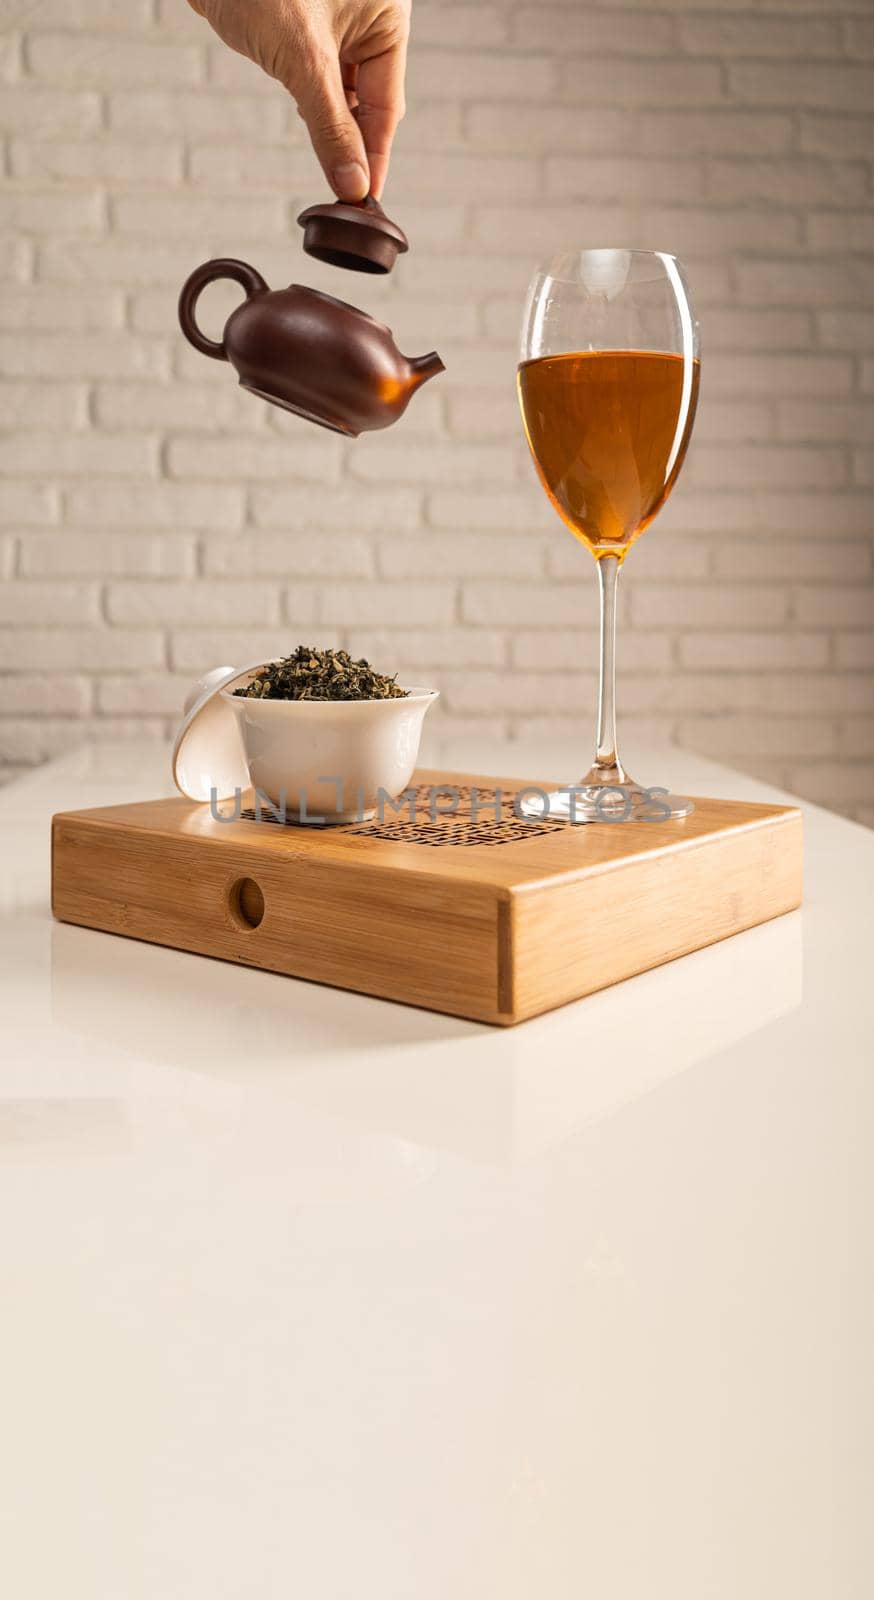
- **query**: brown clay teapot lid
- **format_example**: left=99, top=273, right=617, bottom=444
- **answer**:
left=297, top=195, right=409, bottom=275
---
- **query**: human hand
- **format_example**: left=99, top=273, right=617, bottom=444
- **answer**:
left=186, top=0, right=410, bottom=201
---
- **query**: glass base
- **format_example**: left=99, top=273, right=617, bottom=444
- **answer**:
left=519, top=765, right=694, bottom=824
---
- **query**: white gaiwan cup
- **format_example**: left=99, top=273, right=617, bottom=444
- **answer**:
left=222, top=678, right=439, bottom=823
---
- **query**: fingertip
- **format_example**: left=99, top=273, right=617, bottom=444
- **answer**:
left=332, top=161, right=370, bottom=201
left=364, top=152, right=388, bottom=202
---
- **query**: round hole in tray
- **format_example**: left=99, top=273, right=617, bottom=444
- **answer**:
left=229, top=876, right=265, bottom=930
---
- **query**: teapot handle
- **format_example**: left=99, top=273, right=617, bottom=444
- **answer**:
left=178, top=258, right=269, bottom=361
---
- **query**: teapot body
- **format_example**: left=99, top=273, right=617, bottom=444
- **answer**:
left=226, top=285, right=418, bottom=435
left=178, top=260, right=443, bottom=437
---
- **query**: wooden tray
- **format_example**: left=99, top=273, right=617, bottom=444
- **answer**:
left=51, top=769, right=803, bottom=1026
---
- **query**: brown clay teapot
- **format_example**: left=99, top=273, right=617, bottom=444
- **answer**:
left=178, top=259, right=444, bottom=437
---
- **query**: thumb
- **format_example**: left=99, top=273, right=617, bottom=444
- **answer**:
left=292, top=53, right=370, bottom=202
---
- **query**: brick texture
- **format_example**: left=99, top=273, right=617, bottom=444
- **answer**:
left=1, top=0, right=873, bottom=822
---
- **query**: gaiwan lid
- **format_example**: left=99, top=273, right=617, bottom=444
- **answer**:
left=172, top=661, right=262, bottom=802
left=297, top=195, right=409, bottom=275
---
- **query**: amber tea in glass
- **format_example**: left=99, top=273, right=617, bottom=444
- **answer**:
left=518, top=349, right=700, bottom=560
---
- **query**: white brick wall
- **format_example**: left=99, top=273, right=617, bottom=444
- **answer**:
left=2, top=0, right=873, bottom=822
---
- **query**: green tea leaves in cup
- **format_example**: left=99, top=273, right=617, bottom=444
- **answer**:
left=233, top=646, right=407, bottom=703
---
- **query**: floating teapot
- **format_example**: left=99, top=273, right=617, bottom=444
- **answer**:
left=177, top=197, right=444, bottom=437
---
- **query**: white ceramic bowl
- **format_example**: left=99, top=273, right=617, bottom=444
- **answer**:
left=222, top=682, right=439, bottom=823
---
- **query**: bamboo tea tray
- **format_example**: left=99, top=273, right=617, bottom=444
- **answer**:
left=51, top=769, right=803, bottom=1026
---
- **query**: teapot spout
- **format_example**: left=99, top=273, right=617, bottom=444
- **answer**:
left=408, top=351, right=445, bottom=391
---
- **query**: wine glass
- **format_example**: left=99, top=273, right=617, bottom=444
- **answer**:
left=517, top=248, right=700, bottom=821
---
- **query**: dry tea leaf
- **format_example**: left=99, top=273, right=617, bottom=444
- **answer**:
left=234, top=646, right=407, bottom=702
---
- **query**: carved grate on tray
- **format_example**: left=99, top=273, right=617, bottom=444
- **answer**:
left=237, top=802, right=566, bottom=847
left=407, top=783, right=521, bottom=815
left=347, top=816, right=567, bottom=847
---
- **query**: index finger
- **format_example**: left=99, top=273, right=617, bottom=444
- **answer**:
left=354, top=39, right=407, bottom=200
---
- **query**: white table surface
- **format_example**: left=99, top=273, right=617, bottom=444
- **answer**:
left=1, top=736, right=872, bottom=1599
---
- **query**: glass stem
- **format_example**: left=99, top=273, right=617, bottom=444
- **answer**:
left=594, top=554, right=620, bottom=773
